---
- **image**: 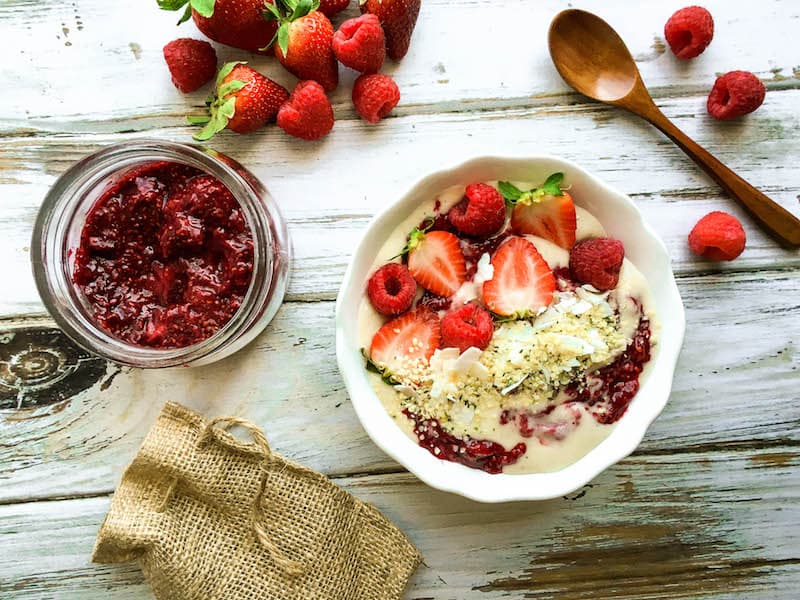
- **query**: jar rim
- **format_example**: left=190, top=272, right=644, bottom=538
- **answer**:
left=31, top=139, right=279, bottom=368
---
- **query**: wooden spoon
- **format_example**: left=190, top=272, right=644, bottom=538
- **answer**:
left=548, top=8, right=800, bottom=248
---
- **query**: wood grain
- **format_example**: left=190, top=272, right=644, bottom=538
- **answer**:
left=0, top=448, right=798, bottom=599
left=1, top=0, right=799, bottom=597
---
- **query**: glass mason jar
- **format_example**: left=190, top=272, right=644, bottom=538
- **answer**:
left=31, top=139, right=291, bottom=368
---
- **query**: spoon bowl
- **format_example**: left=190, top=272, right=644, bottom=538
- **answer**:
left=548, top=9, right=641, bottom=104
left=548, top=9, right=800, bottom=248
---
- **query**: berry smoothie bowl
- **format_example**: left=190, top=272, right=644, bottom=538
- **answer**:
left=336, top=156, right=685, bottom=502
left=31, top=140, right=290, bottom=368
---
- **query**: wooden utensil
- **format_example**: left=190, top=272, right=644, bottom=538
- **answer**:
left=548, top=8, right=800, bottom=248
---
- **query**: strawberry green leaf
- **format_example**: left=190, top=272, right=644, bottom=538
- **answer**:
left=262, top=1, right=281, bottom=21
left=215, top=61, right=242, bottom=87
left=177, top=3, right=193, bottom=23
left=157, top=0, right=189, bottom=10
left=189, top=0, right=215, bottom=17
left=540, top=172, right=564, bottom=197
left=186, top=115, right=212, bottom=124
left=498, top=181, right=523, bottom=205
left=290, top=0, right=315, bottom=20
left=217, top=80, right=246, bottom=98
left=391, top=218, right=434, bottom=259
left=362, top=349, right=399, bottom=386
left=277, top=24, right=290, bottom=56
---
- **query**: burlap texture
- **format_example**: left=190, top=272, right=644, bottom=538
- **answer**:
left=93, top=402, right=422, bottom=599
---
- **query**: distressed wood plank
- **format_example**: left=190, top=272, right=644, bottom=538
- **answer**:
left=0, top=448, right=798, bottom=599
left=1, top=269, right=797, bottom=503
left=0, top=0, right=798, bottom=134
left=2, top=91, right=799, bottom=314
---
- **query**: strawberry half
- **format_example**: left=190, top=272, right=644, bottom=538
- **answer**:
left=405, top=228, right=466, bottom=298
left=369, top=307, right=441, bottom=381
left=500, top=173, right=577, bottom=250
left=482, top=236, right=555, bottom=318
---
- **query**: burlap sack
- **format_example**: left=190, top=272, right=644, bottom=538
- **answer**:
left=93, top=402, right=422, bottom=599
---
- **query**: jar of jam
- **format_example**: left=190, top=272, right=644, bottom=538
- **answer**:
left=31, top=140, right=290, bottom=368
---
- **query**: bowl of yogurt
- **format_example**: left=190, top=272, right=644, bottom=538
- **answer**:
left=336, top=156, right=684, bottom=502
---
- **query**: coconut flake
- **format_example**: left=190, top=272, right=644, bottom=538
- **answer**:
left=500, top=374, right=529, bottom=395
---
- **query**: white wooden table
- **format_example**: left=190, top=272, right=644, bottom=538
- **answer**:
left=1, top=0, right=799, bottom=597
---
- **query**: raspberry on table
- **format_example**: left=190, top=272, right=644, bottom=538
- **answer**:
left=569, top=238, right=625, bottom=291
left=277, top=80, right=335, bottom=140
left=440, top=303, right=494, bottom=353
left=447, top=183, right=506, bottom=238
left=688, top=211, right=746, bottom=261
left=707, top=71, right=766, bottom=120
left=664, top=6, right=714, bottom=60
left=352, top=73, right=400, bottom=124
left=367, top=262, right=417, bottom=315
left=332, top=14, right=386, bottom=74
left=163, top=38, right=218, bottom=93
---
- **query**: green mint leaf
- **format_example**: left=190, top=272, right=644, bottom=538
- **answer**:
left=497, top=181, right=523, bottom=204
left=217, top=80, right=246, bottom=98
left=190, top=0, right=215, bottom=17
left=540, top=172, right=564, bottom=197
left=157, top=0, right=189, bottom=11
left=277, top=24, right=290, bottom=56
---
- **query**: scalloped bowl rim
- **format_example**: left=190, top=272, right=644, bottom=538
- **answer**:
left=335, top=155, right=685, bottom=503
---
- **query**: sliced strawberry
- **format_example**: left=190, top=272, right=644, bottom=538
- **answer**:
left=369, top=307, right=441, bottom=380
left=482, top=236, right=555, bottom=317
left=500, top=173, right=577, bottom=249
left=406, top=230, right=466, bottom=297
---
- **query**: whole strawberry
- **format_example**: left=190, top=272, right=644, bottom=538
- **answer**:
left=157, top=0, right=278, bottom=54
left=163, top=38, right=217, bottom=92
left=360, top=0, right=420, bottom=60
left=352, top=73, right=400, bottom=123
left=277, top=80, right=335, bottom=140
left=189, top=62, right=289, bottom=140
left=333, top=14, right=386, bottom=73
left=318, top=0, right=350, bottom=17
left=707, top=71, right=766, bottom=120
left=266, top=0, right=339, bottom=92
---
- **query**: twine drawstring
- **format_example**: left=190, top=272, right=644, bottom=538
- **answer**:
left=202, top=416, right=306, bottom=578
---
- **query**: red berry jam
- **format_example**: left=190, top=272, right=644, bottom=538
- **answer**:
left=72, top=161, right=254, bottom=349
left=403, top=409, right=526, bottom=474
left=566, top=317, right=652, bottom=424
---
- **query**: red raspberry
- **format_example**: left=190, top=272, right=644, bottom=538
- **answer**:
left=707, top=71, right=766, bottom=120
left=447, top=183, right=506, bottom=237
left=664, top=6, right=714, bottom=60
left=333, top=14, right=386, bottom=74
left=352, top=74, right=400, bottom=124
left=163, top=38, right=217, bottom=93
left=688, top=211, right=746, bottom=261
left=277, top=81, right=335, bottom=140
left=569, top=238, right=625, bottom=291
left=440, top=303, right=494, bottom=353
left=367, top=263, right=417, bottom=315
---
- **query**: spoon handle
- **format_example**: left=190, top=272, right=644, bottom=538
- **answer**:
left=644, top=108, right=800, bottom=248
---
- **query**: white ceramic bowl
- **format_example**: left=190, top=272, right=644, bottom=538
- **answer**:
left=336, top=156, right=685, bottom=503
